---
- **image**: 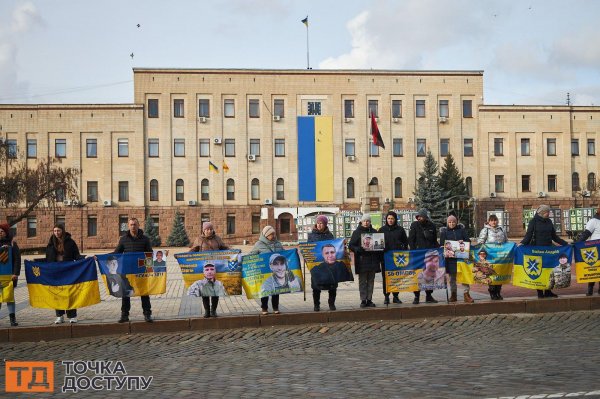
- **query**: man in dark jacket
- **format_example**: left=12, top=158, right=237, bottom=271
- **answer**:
left=408, top=209, right=439, bottom=304
left=379, top=211, right=408, bottom=305
left=349, top=214, right=381, bottom=308
left=114, top=217, right=153, bottom=323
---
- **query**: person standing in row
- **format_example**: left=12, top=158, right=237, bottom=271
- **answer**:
left=408, top=209, right=439, bottom=304
left=307, top=215, right=335, bottom=311
left=307, top=215, right=334, bottom=242
left=190, top=221, right=229, bottom=252
left=477, top=214, right=508, bottom=300
left=0, top=223, right=20, bottom=326
left=249, top=225, right=285, bottom=315
left=378, top=211, right=407, bottom=305
left=575, top=208, right=600, bottom=296
left=520, top=205, right=568, bottom=299
left=440, top=215, right=472, bottom=303
left=349, top=214, right=381, bottom=308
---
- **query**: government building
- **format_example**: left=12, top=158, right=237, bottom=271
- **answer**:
left=1, top=68, right=598, bottom=249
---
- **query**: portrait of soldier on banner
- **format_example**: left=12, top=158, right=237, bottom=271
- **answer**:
left=152, top=249, right=169, bottom=273
left=187, top=261, right=228, bottom=297
left=472, top=248, right=496, bottom=285
left=105, top=255, right=135, bottom=298
left=549, top=253, right=571, bottom=289
left=259, top=253, right=302, bottom=298
left=417, top=249, right=446, bottom=290
left=310, top=243, right=354, bottom=289
left=362, top=233, right=385, bottom=251
left=444, top=240, right=470, bottom=259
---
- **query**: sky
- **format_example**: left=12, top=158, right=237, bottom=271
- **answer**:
left=0, top=0, right=599, bottom=106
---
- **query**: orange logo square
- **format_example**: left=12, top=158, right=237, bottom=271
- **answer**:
left=5, top=361, right=54, bottom=393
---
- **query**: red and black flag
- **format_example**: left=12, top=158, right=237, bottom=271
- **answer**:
left=371, top=112, right=385, bottom=149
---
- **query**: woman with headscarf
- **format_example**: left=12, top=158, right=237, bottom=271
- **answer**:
left=575, top=208, right=600, bottom=296
left=189, top=221, right=229, bottom=252
left=249, top=225, right=286, bottom=314
left=477, top=213, right=508, bottom=300
left=440, top=215, right=472, bottom=303
left=521, top=205, right=568, bottom=298
left=0, top=223, right=20, bottom=326
left=349, top=214, right=381, bottom=308
left=408, top=209, right=439, bottom=304
left=378, top=211, right=408, bottom=305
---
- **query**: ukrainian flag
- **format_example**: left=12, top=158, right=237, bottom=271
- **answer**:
left=457, top=243, right=515, bottom=285
left=513, top=245, right=572, bottom=290
left=25, top=258, right=100, bottom=309
left=297, top=116, right=333, bottom=201
left=0, top=247, right=14, bottom=303
left=574, top=240, right=600, bottom=283
left=96, top=252, right=167, bottom=296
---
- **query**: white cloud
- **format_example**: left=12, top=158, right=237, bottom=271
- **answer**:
left=11, top=2, right=44, bottom=33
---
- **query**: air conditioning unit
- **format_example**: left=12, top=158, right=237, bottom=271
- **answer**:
left=538, top=191, right=547, bottom=198
left=392, top=118, right=400, bottom=123
left=248, top=154, right=256, bottom=161
left=489, top=192, right=497, bottom=198
left=71, top=200, right=80, bottom=206
left=199, top=117, right=208, bottom=123
left=347, top=155, right=356, bottom=161
left=439, top=116, right=448, bottom=123
left=385, top=198, right=391, bottom=204
left=272, top=115, right=281, bottom=122
left=103, top=200, right=113, bottom=207
left=583, top=190, right=591, bottom=197
left=213, top=138, right=222, bottom=145
left=188, top=200, right=198, bottom=206
left=264, top=198, right=273, bottom=205
left=344, top=117, right=352, bottom=123
left=63, top=200, right=71, bottom=206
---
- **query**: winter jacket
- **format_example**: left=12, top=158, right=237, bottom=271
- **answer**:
left=249, top=234, right=284, bottom=254
left=114, top=229, right=153, bottom=253
left=0, top=233, right=21, bottom=277
left=378, top=223, right=408, bottom=251
left=46, top=232, right=81, bottom=262
left=408, top=219, right=439, bottom=250
left=311, top=261, right=352, bottom=290
left=577, top=215, right=600, bottom=242
left=477, top=224, right=508, bottom=244
left=521, top=214, right=568, bottom=247
left=439, top=225, right=469, bottom=275
left=307, top=228, right=334, bottom=243
left=348, top=225, right=381, bottom=274
left=190, top=233, right=228, bottom=252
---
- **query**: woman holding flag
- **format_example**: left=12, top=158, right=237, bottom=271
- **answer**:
left=0, top=223, right=20, bottom=326
left=477, top=214, right=508, bottom=300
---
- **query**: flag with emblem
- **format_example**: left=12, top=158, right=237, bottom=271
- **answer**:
left=513, top=245, right=572, bottom=290
left=574, top=240, right=600, bottom=283
left=0, top=247, right=14, bottom=303
left=457, top=243, right=515, bottom=285
left=383, top=248, right=446, bottom=293
left=96, top=252, right=166, bottom=297
left=174, top=250, right=242, bottom=295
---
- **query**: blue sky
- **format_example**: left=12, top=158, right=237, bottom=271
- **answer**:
left=0, top=0, right=599, bottom=106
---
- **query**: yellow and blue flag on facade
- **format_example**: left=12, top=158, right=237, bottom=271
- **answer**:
left=574, top=240, right=600, bottom=283
left=25, top=258, right=100, bottom=309
left=242, top=249, right=303, bottom=299
left=96, top=252, right=166, bottom=297
left=0, top=247, right=14, bottom=303
left=383, top=248, right=446, bottom=292
left=513, top=245, right=572, bottom=290
left=457, top=243, right=515, bottom=285
left=174, top=250, right=242, bottom=295
left=209, top=161, right=219, bottom=173
left=297, top=116, right=334, bottom=201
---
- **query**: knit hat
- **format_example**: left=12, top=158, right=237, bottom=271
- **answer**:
left=262, top=225, right=276, bottom=238
left=537, top=205, right=550, bottom=215
left=316, top=215, right=329, bottom=225
left=360, top=213, right=371, bottom=222
left=416, top=209, right=428, bottom=219
left=447, top=215, right=458, bottom=223
left=0, top=223, right=9, bottom=236
left=386, top=211, right=398, bottom=224
left=202, top=221, right=214, bottom=230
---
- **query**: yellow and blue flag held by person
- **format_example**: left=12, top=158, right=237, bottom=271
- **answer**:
left=24, top=258, right=100, bottom=309
left=574, top=240, right=600, bottom=283
left=383, top=248, right=446, bottom=293
left=174, top=250, right=242, bottom=295
left=242, top=249, right=303, bottom=299
left=513, top=245, right=572, bottom=290
left=457, top=243, right=515, bottom=286
left=0, top=247, right=14, bottom=303
left=96, top=252, right=166, bottom=297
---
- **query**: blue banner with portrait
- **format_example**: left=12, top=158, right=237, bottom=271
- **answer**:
left=383, top=248, right=446, bottom=292
left=242, top=249, right=303, bottom=299
left=96, top=252, right=166, bottom=297
left=174, top=250, right=242, bottom=296
left=298, top=239, right=354, bottom=289
left=513, top=245, right=572, bottom=290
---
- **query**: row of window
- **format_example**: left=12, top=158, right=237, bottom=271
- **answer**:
left=494, top=173, right=597, bottom=193
left=495, top=138, right=597, bottom=157
left=150, top=138, right=286, bottom=158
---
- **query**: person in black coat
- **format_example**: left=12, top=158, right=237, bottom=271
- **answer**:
left=310, top=244, right=352, bottom=311
left=378, top=211, right=408, bottom=305
left=0, top=223, right=20, bottom=326
left=520, top=205, right=568, bottom=298
left=46, top=223, right=82, bottom=324
left=307, top=215, right=334, bottom=243
left=408, top=209, right=439, bottom=304
left=114, top=217, right=153, bottom=323
left=439, top=215, right=472, bottom=303
left=307, top=215, right=336, bottom=311
left=349, top=214, right=381, bottom=308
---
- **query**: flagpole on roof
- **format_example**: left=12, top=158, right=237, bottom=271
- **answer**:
left=301, top=16, right=310, bottom=69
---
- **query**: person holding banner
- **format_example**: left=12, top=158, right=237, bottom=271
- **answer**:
left=188, top=263, right=226, bottom=317
left=379, top=211, right=407, bottom=305
left=310, top=244, right=351, bottom=311
left=250, top=225, right=285, bottom=314
left=520, top=205, right=568, bottom=298
left=349, top=214, right=381, bottom=308
left=477, top=214, right=508, bottom=300
left=45, top=224, right=82, bottom=324
left=190, top=222, right=229, bottom=252
left=307, top=215, right=334, bottom=242
left=408, top=209, right=439, bottom=304
left=576, top=208, right=600, bottom=296
left=0, top=223, right=20, bottom=326
left=440, top=215, right=473, bottom=303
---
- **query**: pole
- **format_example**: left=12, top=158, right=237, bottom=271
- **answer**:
left=305, top=20, right=310, bottom=69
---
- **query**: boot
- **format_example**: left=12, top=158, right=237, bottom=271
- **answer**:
left=488, top=288, right=497, bottom=300
left=587, top=283, right=594, bottom=296
left=425, top=292, right=438, bottom=303
left=412, top=291, right=420, bottom=305
left=384, top=294, right=390, bottom=305
left=9, top=313, right=18, bottom=327
left=118, top=313, right=129, bottom=323
left=392, top=293, right=402, bottom=304
left=328, top=292, right=336, bottom=311
left=537, top=290, right=545, bottom=299
left=210, top=297, right=219, bottom=317
left=545, top=290, right=558, bottom=298
left=464, top=292, right=474, bottom=303
left=449, top=292, right=457, bottom=303
left=496, top=286, right=504, bottom=300
left=202, top=297, right=211, bottom=318
left=313, top=290, right=321, bottom=311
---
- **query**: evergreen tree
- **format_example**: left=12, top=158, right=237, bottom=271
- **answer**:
left=166, top=211, right=190, bottom=247
left=144, top=216, right=161, bottom=247
left=414, top=150, right=446, bottom=227
left=438, top=153, right=474, bottom=235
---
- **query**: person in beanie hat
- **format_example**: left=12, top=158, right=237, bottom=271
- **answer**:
left=307, top=215, right=334, bottom=243
left=576, top=208, right=600, bottom=296
left=249, top=225, right=285, bottom=314
left=477, top=214, right=507, bottom=300
left=349, top=214, right=381, bottom=308
left=440, top=215, right=472, bottom=303
left=378, top=211, right=408, bottom=305
left=408, top=209, right=439, bottom=304
left=189, top=221, right=228, bottom=252
left=0, top=223, right=20, bottom=326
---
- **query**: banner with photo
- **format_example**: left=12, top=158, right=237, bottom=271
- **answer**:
left=574, top=240, right=600, bottom=283
left=242, top=249, right=303, bottom=299
left=0, top=247, right=14, bottom=303
left=24, top=257, right=100, bottom=309
left=457, top=243, right=515, bottom=285
left=383, top=248, right=446, bottom=293
left=174, top=250, right=242, bottom=296
left=96, top=252, right=167, bottom=297
left=298, top=238, right=354, bottom=288
left=513, top=245, right=573, bottom=290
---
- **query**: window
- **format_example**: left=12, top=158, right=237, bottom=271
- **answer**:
left=369, top=141, right=379, bottom=157
left=150, top=215, right=160, bottom=233
left=224, top=99, right=235, bottom=117
left=394, top=177, right=402, bottom=198
left=344, top=139, right=355, bottom=157
left=344, top=100, right=354, bottom=118
left=176, top=179, right=184, bottom=201
left=522, top=175, right=531, bottom=192
left=464, top=139, right=473, bottom=157
left=201, top=179, right=209, bottom=200
left=119, top=215, right=128, bottom=235
left=87, top=216, right=97, bottom=237
left=87, top=181, right=98, bottom=202
left=55, top=215, right=65, bottom=229
left=588, top=139, right=596, bottom=156
left=465, top=177, right=472, bottom=196
left=118, top=181, right=129, bottom=202
left=572, top=139, right=580, bottom=156
left=118, top=138, right=129, bottom=157
left=226, top=213, right=235, bottom=234
left=588, top=173, right=596, bottom=191
left=174, top=139, right=185, bottom=157
left=440, top=139, right=449, bottom=157
left=226, top=178, right=235, bottom=200
left=307, top=101, right=321, bottom=115
left=275, top=139, right=285, bottom=157
left=148, top=99, right=159, bottom=118
left=274, top=99, right=284, bottom=118
left=346, top=177, right=355, bottom=199
left=148, top=139, right=159, bottom=157
left=198, top=99, right=210, bottom=118
left=463, top=100, right=473, bottom=118
left=276, top=178, right=285, bottom=200
left=8, top=219, right=16, bottom=237
left=86, top=139, right=97, bottom=158
left=251, top=178, right=260, bottom=200
left=7, top=139, right=17, bottom=159
left=252, top=213, right=261, bottom=234
left=280, top=218, right=291, bottom=234
left=572, top=173, right=581, bottom=191
left=150, top=179, right=159, bottom=201
left=249, top=139, right=260, bottom=156
left=55, top=187, right=65, bottom=203
left=494, top=138, right=504, bottom=156
left=368, top=100, right=378, bottom=118
left=416, top=100, right=426, bottom=117
left=224, top=139, right=235, bottom=157
left=495, top=175, right=504, bottom=192
left=439, top=100, right=449, bottom=118
left=55, top=139, right=66, bottom=158
left=199, top=139, right=210, bottom=157
left=548, top=175, right=557, bottom=192
left=249, top=99, right=260, bottom=118
left=27, top=217, right=37, bottom=238
left=393, top=138, right=403, bottom=157
left=547, top=138, right=557, bottom=156
left=521, top=138, right=530, bottom=156
left=174, top=99, right=184, bottom=118
left=417, top=139, right=426, bottom=157
left=27, top=139, right=37, bottom=158
left=392, top=100, right=402, bottom=118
